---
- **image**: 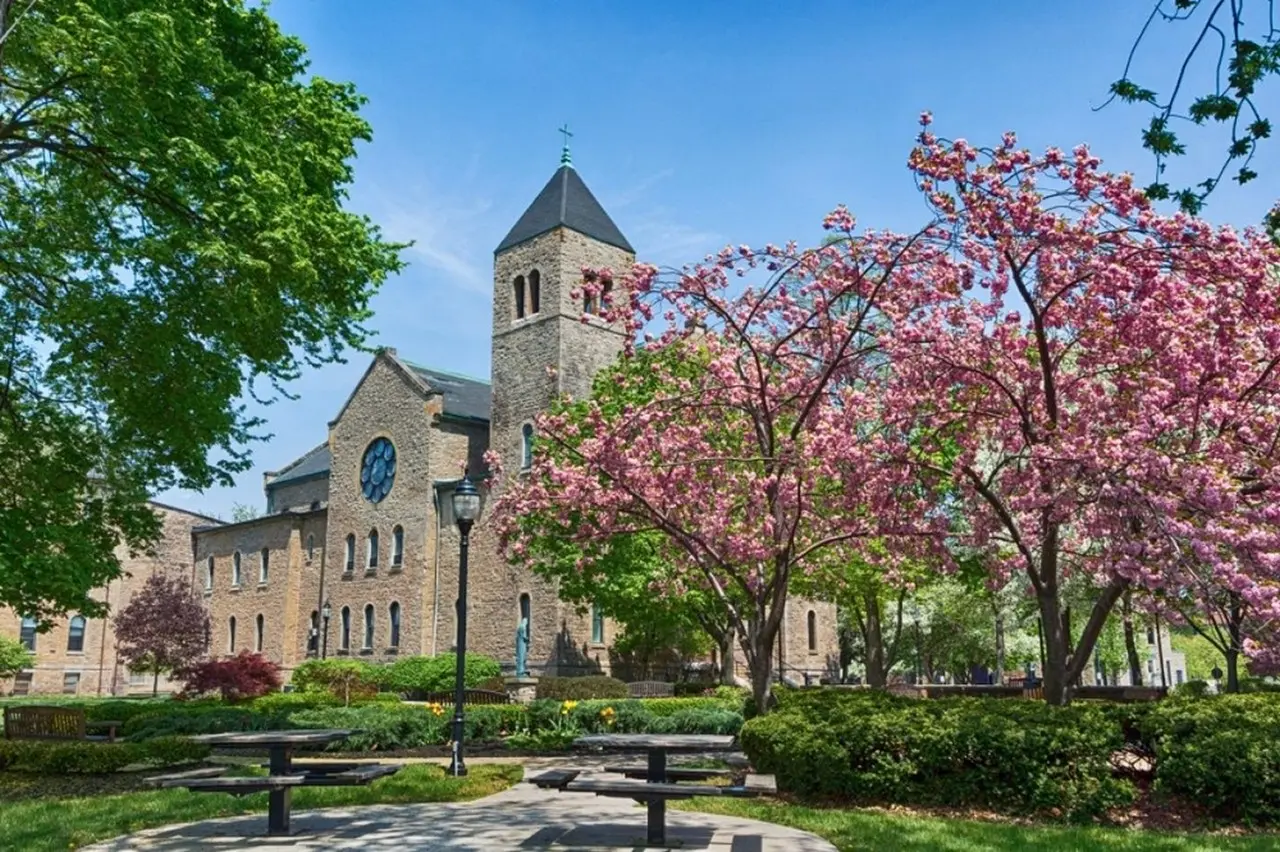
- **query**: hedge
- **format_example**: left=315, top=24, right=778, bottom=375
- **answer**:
left=740, top=690, right=1132, bottom=820
left=0, top=737, right=210, bottom=774
left=289, top=704, right=527, bottom=751
left=1143, top=693, right=1280, bottom=823
left=535, top=676, right=628, bottom=701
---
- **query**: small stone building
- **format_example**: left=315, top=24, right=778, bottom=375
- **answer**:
left=2, top=156, right=839, bottom=693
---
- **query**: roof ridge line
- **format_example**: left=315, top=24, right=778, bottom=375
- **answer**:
left=402, top=360, right=491, bottom=386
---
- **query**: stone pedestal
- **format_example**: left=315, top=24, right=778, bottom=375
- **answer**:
left=505, top=676, right=538, bottom=704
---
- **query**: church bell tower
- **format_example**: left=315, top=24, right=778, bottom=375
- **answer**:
left=489, top=135, right=636, bottom=477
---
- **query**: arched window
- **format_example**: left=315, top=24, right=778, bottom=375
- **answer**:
left=363, top=604, right=375, bottom=649
left=807, top=610, right=817, bottom=652
left=601, top=278, right=614, bottom=311
left=67, top=615, right=86, bottom=653
left=367, top=529, right=379, bottom=570
left=591, top=603, right=604, bottom=644
left=513, top=274, right=526, bottom=319
left=255, top=614, right=265, bottom=652
left=307, top=534, right=315, bottom=561
left=19, top=616, right=36, bottom=651
left=519, top=593, right=531, bottom=624
left=259, top=548, right=270, bottom=584
left=392, top=526, right=404, bottom=567
left=228, top=616, right=237, bottom=653
left=232, top=552, right=242, bottom=586
left=340, top=606, right=351, bottom=651
left=389, top=602, right=401, bottom=649
left=521, top=423, right=534, bottom=470
left=345, top=534, right=355, bottom=573
left=205, top=557, right=214, bottom=590
left=307, top=610, right=318, bottom=655
left=528, top=269, right=541, bottom=314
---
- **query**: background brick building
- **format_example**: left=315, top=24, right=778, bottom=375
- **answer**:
left=2, top=156, right=839, bottom=693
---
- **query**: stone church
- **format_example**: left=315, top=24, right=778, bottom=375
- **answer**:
left=2, top=155, right=838, bottom=695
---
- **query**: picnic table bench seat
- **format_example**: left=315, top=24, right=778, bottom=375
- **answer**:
left=169, top=774, right=310, bottom=795
left=565, top=778, right=722, bottom=802
left=604, top=764, right=732, bottom=781
left=259, top=760, right=402, bottom=785
left=144, top=767, right=228, bottom=788
left=724, top=774, right=777, bottom=796
left=527, top=768, right=581, bottom=790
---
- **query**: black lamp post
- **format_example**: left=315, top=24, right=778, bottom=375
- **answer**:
left=320, top=600, right=331, bottom=660
left=1212, top=665, right=1223, bottom=693
left=448, top=473, right=482, bottom=777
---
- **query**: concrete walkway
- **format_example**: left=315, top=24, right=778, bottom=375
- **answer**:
left=84, top=759, right=836, bottom=852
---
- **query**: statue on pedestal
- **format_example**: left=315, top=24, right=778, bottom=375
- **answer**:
left=514, top=616, right=530, bottom=678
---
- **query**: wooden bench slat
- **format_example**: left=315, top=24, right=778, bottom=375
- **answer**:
left=564, top=779, right=722, bottom=800
left=262, top=761, right=365, bottom=775
left=604, top=765, right=731, bottom=780
left=168, top=774, right=308, bottom=793
left=145, top=767, right=227, bottom=788
left=528, top=769, right=581, bottom=789
left=333, top=764, right=401, bottom=782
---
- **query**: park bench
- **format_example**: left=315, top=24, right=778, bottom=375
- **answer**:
left=418, top=689, right=510, bottom=705
left=2, top=706, right=121, bottom=743
left=626, top=680, right=675, bottom=698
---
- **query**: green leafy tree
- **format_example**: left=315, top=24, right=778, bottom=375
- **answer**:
left=1104, top=0, right=1278, bottom=213
left=0, top=0, right=404, bottom=620
left=230, top=503, right=261, bottom=523
left=0, top=634, right=32, bottom=683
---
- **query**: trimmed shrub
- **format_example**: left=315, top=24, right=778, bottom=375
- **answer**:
left=648, top=707, right=742, bottom=736
left=287, top=703, right=526, bottom=751
left=639, top=697, right=742, bottom=717
left=288, top=659, right=379, bottom=705
left=382, top=654, right=501, bottom=698
left=1144, top=693, right=1280, bottom=822
left=179, top=651, right=282, bottom=701
left=536, top=676, right=628, bottom=701
left=0, top=737, right=210, bottom=773
left=740, top=690, right=1132, bottom=820
left=124, top=705, right=286, bottom=740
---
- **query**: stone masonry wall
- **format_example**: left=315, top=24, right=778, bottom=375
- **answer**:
left=267, top=476, right=330, bottom=514
left=0, top=503, right=215, bottom=696
left=323, top=354, right=435, bottom=665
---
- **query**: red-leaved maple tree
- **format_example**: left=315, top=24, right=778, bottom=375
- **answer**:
left=113, top=571, right=210, bottom=695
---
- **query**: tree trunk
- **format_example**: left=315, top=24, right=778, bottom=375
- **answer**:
left=862, top=590, right=889, bottom=688
left=152, top=669, right=159, bottom=697
left=1038, top=592, right=1072, bottom=705
left=1121, top=591, right=1143, bottom=686
left=719, top=631, right=736, bottom=685
left=994, top=612, right=1006, bottom=685
left=1225, top=647, right=1240, bottom=693
left=745, top=623, right=775, bottom=715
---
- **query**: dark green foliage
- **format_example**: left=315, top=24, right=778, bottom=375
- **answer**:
left=1144, top=693, right=1280, bottom=822
left=289, top=659, right=380, bottom=704
left=740, top=690, right=1133, bottom=820
left=381, top=654, right=502, bottom=698
left=288, top=704, right=526, bottom=751
left=0, top=737, right=209, bottom=774
left=124, top=706, right=288, bottom=740
left=535, top=676, right=628, bottom=701
left=647, top=708, right=743, bottom=735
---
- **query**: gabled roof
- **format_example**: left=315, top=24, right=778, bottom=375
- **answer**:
left=405, top=362, right=491, bottom=422
left=495, top=165, right=634, bottom=254
left=265, top=442, right=331, bottom=489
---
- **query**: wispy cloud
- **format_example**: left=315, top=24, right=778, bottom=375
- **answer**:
left=364, top=184, right=494, bottom=296
left=611, top=168, right=675, bottom=209
left=629, top=214, right=722, bottom=267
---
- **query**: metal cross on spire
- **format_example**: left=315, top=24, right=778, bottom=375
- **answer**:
left=558, top=123, right=573, bottom=168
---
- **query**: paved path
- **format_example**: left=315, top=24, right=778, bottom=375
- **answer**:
left=85, top=759, right=836, bottom=852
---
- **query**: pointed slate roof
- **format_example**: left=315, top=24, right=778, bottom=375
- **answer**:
left=404, top=362, right=492, bottom=422
left=495, top=165, right=634, bottom=254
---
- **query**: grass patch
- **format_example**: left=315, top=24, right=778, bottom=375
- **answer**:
left=0, top=763, right=521, bottom=851
left=678, top=799, right=1280, bottom=851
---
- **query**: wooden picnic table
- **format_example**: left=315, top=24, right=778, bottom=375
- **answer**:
left=572, top=733, right=736, bottom=846
left=175, top=729, right=399, bottom=836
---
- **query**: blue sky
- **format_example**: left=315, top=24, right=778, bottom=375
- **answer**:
left=160, top=0, right=1280, bottom=519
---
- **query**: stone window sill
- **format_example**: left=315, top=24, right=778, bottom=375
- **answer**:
left=391, top=562, right=403, bottom=572
left=359, top=648, right=373, bottom=656
left=341, top=571, right=354, bottom=580
left=257, top=582, right=268, bottom=589
left=66, top=651, right=85, bottom=657
left=336, top=649, right=350, bottom=656
left=229, top=585, right=242, bottom=593
left=385, top=647, right=400, bottom=655
left=366, top=567, right=379, bottom=575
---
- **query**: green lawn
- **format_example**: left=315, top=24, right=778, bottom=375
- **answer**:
left=0, top=763, right=522, bottom=851
left=680, top=799, right=1280, bottom=851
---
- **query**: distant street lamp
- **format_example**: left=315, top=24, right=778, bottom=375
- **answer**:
left=449, top=474, right=483, bottom=777
left=1212, top=665, right=1223, bottom=693
left=321, top=600, right=332, bottom=660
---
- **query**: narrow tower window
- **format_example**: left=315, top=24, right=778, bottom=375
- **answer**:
left=521, top=423, right=534, bottom=470
left=345, top=534, right=355, bottom=573
left=513, top=275, right=526, bottom=319
left=528, top=269, right=541, bottom=314
left=389, top=602, right=401, bottom=649
left=228, top=616, right=237, bottom=653
left=363, top=604, right=375, bottom=649
left=367, top=529, right=379, bottom=570
left=392, top=526, right=404, bottom=567
left=255, top=614, right=265, bottom=652
left=807, top=610, right=817, bottom=652
left=340, top=606, right=351, bottom=651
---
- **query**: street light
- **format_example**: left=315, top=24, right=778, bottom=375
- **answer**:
left=1212, top=665, right=1223, bottom=693
left=321, top=600, right=332, bottom=660
left=449, top=473, right=483, bottom=777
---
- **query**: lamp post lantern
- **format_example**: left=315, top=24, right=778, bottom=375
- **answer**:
left=321, top=600, right=332, bottom=660
left=449, top=473, right=482, bottom=777
left=1212, top=665, right=1223, bottom=693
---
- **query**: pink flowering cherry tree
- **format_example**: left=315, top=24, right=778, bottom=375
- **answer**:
left=887, top=116, right=1280, bottom=704
left=491, top=221, right=951, bottom=713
